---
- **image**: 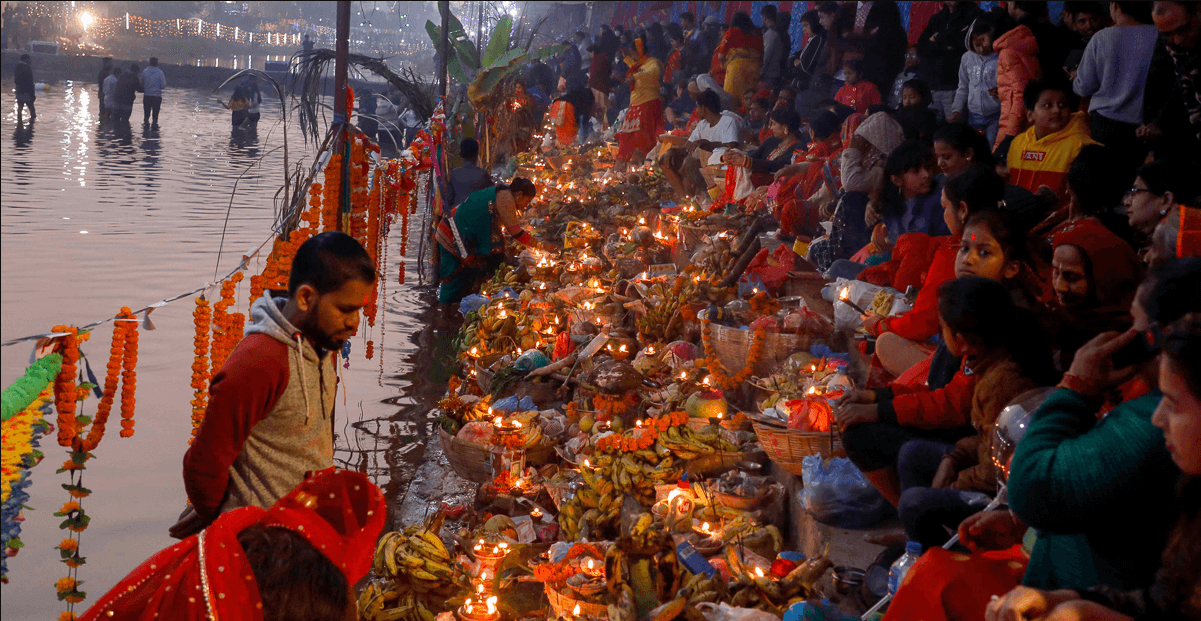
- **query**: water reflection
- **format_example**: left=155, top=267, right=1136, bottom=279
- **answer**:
left=0, top=82, right=452, bottom=621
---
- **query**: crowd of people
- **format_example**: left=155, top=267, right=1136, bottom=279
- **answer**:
left=56, top=2, right=1201, bottom=619
left=477, top=2, right=1201, bottom=619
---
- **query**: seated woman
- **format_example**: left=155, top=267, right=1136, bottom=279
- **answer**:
left=835, top=208, right=1033, bottom=505
left=435, top=179, right=550, bottom=306
left=865, top=166, right=1007, bottom=378
left=1124, top=160, right=1196, bottom=251
left=721, top=107, right=806, bottom=183
left=885, top=261, right=1196, bottom=621
left=988, top=260, right=1201, bottom=621
left=933, top=122, right=1048, bottom=232
left=80, top=469, right=384, bottom=621
left=1031, top=144, right=1139, bottom=251
left=808, top=110, right=904, bottom=271
left=1147, top=205, right=1201, bottom=266
left=1048, top=217, right=1144, bottom=371
left=771, top=109, right=844, bottom=241
left=895, top=277, right=1058, bottom=550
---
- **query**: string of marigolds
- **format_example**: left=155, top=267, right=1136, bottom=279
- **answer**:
left=48, top=309, right=142, bottom=617
left=700, top=318, right=766, bottom=390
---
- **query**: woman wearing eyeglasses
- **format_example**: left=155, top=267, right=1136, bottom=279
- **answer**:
left=1123, top=161, right=1199, bottom=244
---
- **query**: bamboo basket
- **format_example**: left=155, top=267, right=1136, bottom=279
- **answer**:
left=751, top=422, right=845, bottom=476
left=676, top=222, right=726, bottom=254
left=700, top=165, right=727, bottom=191
left=708, top=323, right=812, bottom=377
left=439, top=428, right=558, bottom=484
left=545, top=584, right=609, bottom=618
left=714, top=490, right=764, bottom=511
left=439, top=427, right=493, bottom=483
left=685, top=451, right=747, bottom=478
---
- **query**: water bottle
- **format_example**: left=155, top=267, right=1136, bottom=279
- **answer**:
left=887, top=541, right=923, bottom=595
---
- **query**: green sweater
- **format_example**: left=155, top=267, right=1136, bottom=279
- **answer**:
left=1008, top=388, right=1177, bottom=591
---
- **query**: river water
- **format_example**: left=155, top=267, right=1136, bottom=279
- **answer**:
left=0, top=81, right=455, bottom=619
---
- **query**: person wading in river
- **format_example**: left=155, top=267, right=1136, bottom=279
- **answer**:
left=170, top=231, right=376, bottom=539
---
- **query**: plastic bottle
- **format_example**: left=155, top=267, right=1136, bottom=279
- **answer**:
left=887, top=541, right=923, bottom=595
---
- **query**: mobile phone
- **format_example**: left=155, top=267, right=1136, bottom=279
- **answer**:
left=1111, top=325, right=1163, bottom=369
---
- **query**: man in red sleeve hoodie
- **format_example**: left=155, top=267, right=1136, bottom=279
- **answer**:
left=169, top=231, right=375, bottom=539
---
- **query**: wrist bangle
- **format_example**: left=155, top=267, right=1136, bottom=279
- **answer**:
left=1057, top=372, right=1099, bottom=398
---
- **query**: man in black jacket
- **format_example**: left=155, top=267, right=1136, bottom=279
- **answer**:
left=916, top=1, right=983, bottom=120
left=114, top=63, right=143, bottom=122
left=97, top=57, right=113, bottom=119
left=15, top=53, right=35, bottom=122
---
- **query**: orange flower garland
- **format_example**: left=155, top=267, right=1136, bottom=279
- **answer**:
left=700, top=319, right=766, bottom=390
left=210, top=273, right=244, bottom=373
left=52, top=326, right=82, bottom=448
left=77, top=309, right=133, bottom=452
left=322, top=153, right=343, bottom=232
left=189, top=297, right=212, bottom=443
left=118, top=311, right=139, bottom=438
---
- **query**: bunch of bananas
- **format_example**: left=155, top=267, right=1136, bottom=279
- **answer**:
left=635, top=278, right=697, bottom=343
left=480, top=266, right=524, bottom=297
left=656, top=425, right=740, bottom=460
left=495, top=411, right=546, bottom=448
left=459, top=299, right=547, bottom=358
left=682, top=569, right=729, bottom=605
left=360, top=522, right=460, bottom=621
left=558, top=447, right=685, bottom=540
left=723, top=545, right=833, bottom=614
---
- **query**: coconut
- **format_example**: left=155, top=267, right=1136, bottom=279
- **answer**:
left=587, top=360, right=644, bottom=394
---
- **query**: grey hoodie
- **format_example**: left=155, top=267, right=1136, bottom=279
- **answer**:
left=184, top=291, right=338, bottom=517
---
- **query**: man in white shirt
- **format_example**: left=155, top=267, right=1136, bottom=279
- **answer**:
left=659, top=89, right=745, bottom=200
left=140, top=57, right=167, bottom=127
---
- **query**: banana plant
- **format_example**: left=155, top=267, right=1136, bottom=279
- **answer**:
left=425, top=10, right=566, bottom=107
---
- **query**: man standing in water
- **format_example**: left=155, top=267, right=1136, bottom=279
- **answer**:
left=14, top=53, right=35, bottom=123
left=141, top=57, right=166, bottom=127
left=96, top=57, right=113, bottom=120
left=170, top=232, right=376, bottom=539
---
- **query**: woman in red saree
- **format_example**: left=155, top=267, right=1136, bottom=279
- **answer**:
left=715, top=12, right=764, bottom=103
left=616, top=36, right=664, bottom=167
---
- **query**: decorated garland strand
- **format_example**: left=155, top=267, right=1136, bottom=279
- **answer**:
left=1, top=387, right=54, bottom=584
left=700, top=318, right=766, bottom=390
left=189, top=298, right=212, bottom=443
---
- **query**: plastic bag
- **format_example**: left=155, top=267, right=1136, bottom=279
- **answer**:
left=800, top=456, right=894, bottom=528
left=697, top=602, right=782, bottom=621
left=459, top=294, right=490, bottom=316
left=491, top=395, right=537, bottom=413
left=512, top=350, right=551, bottom=373
left=824, top=278, right=912, bottom=331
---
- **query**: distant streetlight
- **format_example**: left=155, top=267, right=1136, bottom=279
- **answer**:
left=79, top=11, right=93, bottom=31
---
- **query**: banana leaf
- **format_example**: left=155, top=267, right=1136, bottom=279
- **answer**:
left=482, top=15, right=513, bottom=67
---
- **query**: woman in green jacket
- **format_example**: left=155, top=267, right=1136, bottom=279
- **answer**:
left=435, top=178, right=548, bottom=305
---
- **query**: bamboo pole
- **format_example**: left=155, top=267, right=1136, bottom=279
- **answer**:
left=334, top=0, right=352, bottom=231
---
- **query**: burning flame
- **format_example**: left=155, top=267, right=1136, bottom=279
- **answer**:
left=486, top=596, right=498, bottom=615
left=494, top=415, right=503, bottom=426
left=470, top=346, right=479, bottom=356
left=702, top=376, right=713, bottom=387
left=513, top=420, right=522, bottom=428
left=573, top=604, right=582, bottom=616
left=701, top=521, right=711, bottom=533
left=839, top=287, right=851, bottom=301
left=807, top=386, right=818, bottom=395
left=583, top=458, right=591, bottom=468
left=586, top=559, right=595, bottom=571
left=646, top=346, right=656, bottom=355
left=755, top=566, right=765, bottom=578
left=499, top=310, right=507, bottom=319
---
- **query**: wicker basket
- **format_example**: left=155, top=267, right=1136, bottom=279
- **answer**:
left=545, top=584, right=609, bottom=618
left=685, top=451, right=747, bottom=478
left=714, top=490, right=764, bottom=511
left=708, top=323, right=812, bottom=377
left=676, top=223, right=726, bottom=254
left=751, top=422, right=845, bottom=476
left=699, top=165, right=727, bottom=190
left=439, top=426, right=493, bottom=483
left=439, top=428, right=558, bottom=484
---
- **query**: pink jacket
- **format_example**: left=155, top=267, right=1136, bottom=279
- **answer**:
left=993, top=25, right=1041, bottom=148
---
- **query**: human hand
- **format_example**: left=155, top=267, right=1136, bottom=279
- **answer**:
left=168, top=505, right=211, bottom=540
left=834, top=404, right=879, bottom=431
left=1065, top=329, right=1141, bottom=400
left=1135, top=123, right=1162, bottom=140
left=985, top=587, right=1082, bottom=621
left=932, top=457, right=959, bottom=488
left=948, top=111, right=963, bottom=123
left=958, top=510, right=1026, bottom=553
left=834, top=390, right=877, bottom=408
left=861, top=312, right=885, bottom=335
left=1042, top=600, right=1133, bottom=621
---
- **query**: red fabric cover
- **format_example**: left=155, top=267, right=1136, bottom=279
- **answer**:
left=183, top=333, right=290, bottom=518
left=874, top=237, right=959, bottom=341
left=745, top=244, right=797, bottom=291
left=890, top=365, right=976, bottom=429
left=81, top=470, right=385, bottom=621
left=834, top=81, right=882, bottom=114
left=882, top=545, right=1028, bottom=621
left=894, top=352, right=933, bottom=388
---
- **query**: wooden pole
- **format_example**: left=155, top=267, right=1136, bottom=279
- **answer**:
left=439, top=0, right=450, bottom=100
left=334, top=0, right=352, bottom=231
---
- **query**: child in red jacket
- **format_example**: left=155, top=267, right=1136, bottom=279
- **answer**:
left=835, top=201, right=1033, bottom=505
left=835, top=59, right=882, bottom=115
left=862, top=166, right=1008, bottom=377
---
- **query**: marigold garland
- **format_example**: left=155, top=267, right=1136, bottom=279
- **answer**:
left=700, top=319, right=766, bottom=390
left=51, top=326, right=86, bottom=448
left=189, top=297, right=212, bottom=443
left=77, top=310, right=132, bottom=452
left=118, top=310, right=139, bottom=438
